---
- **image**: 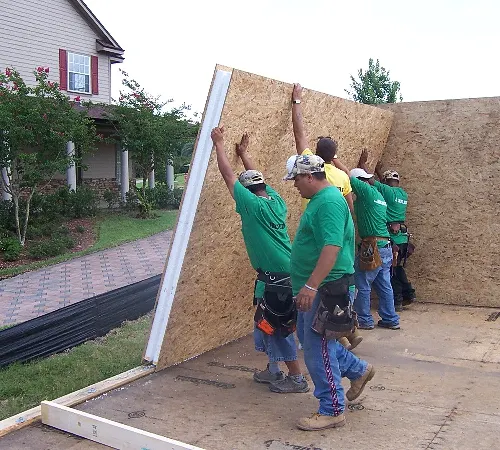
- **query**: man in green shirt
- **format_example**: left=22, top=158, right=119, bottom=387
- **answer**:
left=210, top=126, right=308, bottom=395
left=284, top=154, right=374, bottom=431
left=373, top=161, right=416, bottom=310
left=331, top=151, right=400, bottom=330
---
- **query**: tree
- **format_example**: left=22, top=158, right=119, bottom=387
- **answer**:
left=0, top=67, right=97, bottom=245
left=346, top=58, right=403, bottom=104
left=106, top=70, right=199, bottom=198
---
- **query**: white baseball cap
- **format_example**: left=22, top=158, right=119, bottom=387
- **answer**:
left=350, top=168, right=374, bottom=179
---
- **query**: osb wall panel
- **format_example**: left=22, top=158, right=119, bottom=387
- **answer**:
left=156, top=69, right=394, bottom=369
left=379, top=98, right=500, bottom=307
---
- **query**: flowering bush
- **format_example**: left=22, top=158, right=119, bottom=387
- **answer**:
left=0, top=66, right=97, bottom=244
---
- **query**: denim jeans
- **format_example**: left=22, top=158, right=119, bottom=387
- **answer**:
left=302, top=292, right=368, bottom=416
left=254, top=326, right=298, bottom=363
left=354, top=246, right=400, bottom=328
left=296, top=312, right=304, bottom=346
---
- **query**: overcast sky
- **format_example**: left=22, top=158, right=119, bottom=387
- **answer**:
left=85, top=0, right=499, bottom=116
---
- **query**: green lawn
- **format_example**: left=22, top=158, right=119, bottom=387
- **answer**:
left=0, top=314, right=151, bottom=420
left=0, top=210, right=178, bottom=279
left=174, top=173, right=186, bottom=188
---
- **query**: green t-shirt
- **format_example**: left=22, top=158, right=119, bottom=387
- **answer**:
left=234, top=181, right=291, bottom=275
left=374, top=181, right=408, bottom=223
left=290, top=186, right=355, bottom=296
left=350, top=177, right=390, bottom=245
left=374, top=181, right=409, bottom=244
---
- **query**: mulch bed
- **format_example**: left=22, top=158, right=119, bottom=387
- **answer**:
left=0, top=217, right=97, bottom=271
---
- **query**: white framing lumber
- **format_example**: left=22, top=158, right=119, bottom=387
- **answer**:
left=143, top=68, right=232, bottom=365
left=0, top=365, right=154, bottom=437
left=41, top=401, right=204, bottom=450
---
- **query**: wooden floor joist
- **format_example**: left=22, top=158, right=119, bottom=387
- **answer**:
left=0, top=365, right=154, bottom=438
left=41, top=401, right=204, bottom=450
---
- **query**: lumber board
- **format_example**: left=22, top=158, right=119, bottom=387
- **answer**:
left=379, top=98, right=500, bottom=307
left=0, top=365, right=154, bottom=438
left=41, top=401, right=204, bottom=450
left=152, top=66, right=394, bottom=370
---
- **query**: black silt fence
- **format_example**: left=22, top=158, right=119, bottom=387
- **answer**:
left=0, top=274, right=161, bottom=368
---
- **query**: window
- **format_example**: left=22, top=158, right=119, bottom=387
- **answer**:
left=68, top=52, right=90, bottom=93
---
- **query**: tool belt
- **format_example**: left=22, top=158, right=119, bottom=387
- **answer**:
left=311, top=274, right=357, bottom=340
left=387, top=222, right=415, bottom=267
left=358, top=237, right=388, bottom=271
left=253, top=269, right=297, bottom=338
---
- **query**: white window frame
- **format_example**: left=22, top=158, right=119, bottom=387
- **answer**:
left=67, top=52, right=91, bottom=94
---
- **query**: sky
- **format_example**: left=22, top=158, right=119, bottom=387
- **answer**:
left=85, top=0, right=500, bottom=117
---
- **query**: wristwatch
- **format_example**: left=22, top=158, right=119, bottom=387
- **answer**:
left=292, top=99, right=301, bottom=104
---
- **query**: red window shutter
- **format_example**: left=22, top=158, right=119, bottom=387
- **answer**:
left=58, top=49, right=67, bottom=90
left=91, top=56, right=99, bottom=95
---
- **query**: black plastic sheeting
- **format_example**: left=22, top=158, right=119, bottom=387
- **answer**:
left=0, top=274, right=161, bottom=368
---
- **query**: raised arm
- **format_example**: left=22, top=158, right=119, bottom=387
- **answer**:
left=332, top=158, right=350, bottom=176
left=358, top=149, right=375, bottom=185
left=291, top=83, right=308, bottom=154
left=358, top=149, right=370, bottom=172
left=235, top=132, right=257, bottom=171
left=375, top=160, right=384, bottom=181
left=211, top=126, right=237, bottom=198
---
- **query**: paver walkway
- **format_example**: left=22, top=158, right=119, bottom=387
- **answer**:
left=0, top=231, right=172, bottom=327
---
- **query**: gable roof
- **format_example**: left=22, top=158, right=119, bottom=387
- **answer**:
left=68, top=0, right=125, bottom=61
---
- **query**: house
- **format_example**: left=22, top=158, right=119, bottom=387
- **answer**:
left=0, top=0, right=132, bottom=200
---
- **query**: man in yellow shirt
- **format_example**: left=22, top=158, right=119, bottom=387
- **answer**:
left=289, top=84, right=354, bottom=216
left=290, top=83, right=362, bottom=352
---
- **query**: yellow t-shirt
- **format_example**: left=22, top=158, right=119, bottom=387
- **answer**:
left=301, top=148, right=352, bottom=211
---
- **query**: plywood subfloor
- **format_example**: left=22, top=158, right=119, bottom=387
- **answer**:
left=4, top=303, right=500, bottom=449
left=379, top=98, right=500, bottom=307
left=156, top=68, right=394, bottom=369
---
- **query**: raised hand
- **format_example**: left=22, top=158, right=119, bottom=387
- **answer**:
left=235, top=132, right=249, bottom=157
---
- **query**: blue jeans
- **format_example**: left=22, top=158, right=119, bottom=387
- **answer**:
left=354, top=246, right=400, bottom=328
left=296, top=312, right=304, bottom=346
left=254, top=326, right=298, bottom=363
left=302, top=292, right=367, bottom=416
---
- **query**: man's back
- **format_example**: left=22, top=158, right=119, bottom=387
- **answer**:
left=374, top=181, right=408, bottom=223
left=234, top=181, right=291, bottom=273
left=350, top=177, right=389, bottom=241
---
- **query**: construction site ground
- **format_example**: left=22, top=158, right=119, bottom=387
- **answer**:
left=2, top=302, right=500, bottom=450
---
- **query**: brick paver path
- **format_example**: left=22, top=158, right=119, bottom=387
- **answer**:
left=0, top=231, right=172, bottom=326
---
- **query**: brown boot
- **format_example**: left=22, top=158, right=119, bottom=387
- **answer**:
left=346, top=328, right=363, bottom=351
left=338, top=337, right=350, bottom=349
left=296, top=412, right=346, bottom=431
left=346, top=364, right=376, bottom=401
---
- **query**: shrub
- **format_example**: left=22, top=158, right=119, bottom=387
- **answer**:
left=145, top=184, right=183, bottom=210
left=56, top=225, right=70, bottom=236
left=0, top=237, right=22, bottom=261
left=0, top=200, right=15, bottom=233
left=76, top=225, right=86, bottom=233
left=25, top=225, right=43, bottom=239
left=69, top=187, right=97, bottom=218
left=28, top=239, right=66, bottom=259
left=103, top=189, right=120, bottom=209
left=39, top=222, right=58, bottom=237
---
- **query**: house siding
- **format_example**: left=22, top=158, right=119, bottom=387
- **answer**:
left=0, top=0, right=112, bottom=104
left=81, top=142, right=116, bottom=179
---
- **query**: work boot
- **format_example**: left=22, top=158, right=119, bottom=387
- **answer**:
left=346, top=364, right=376, bottom=401
left=377, top=320, right=400, bottom=330
left=338, top=337, right=350, bottom=349
left=269, top=375, right=309, bottom=393
left=346, top=328, right=363, bottom=351
left=296, top=412, right=346, bottom=431
left=253, top=364, right=284, bottom=384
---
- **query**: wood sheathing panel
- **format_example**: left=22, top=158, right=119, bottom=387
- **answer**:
left=156, top=69, right=394, bottom=370
left=379, top=98, right=500, bottom=307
